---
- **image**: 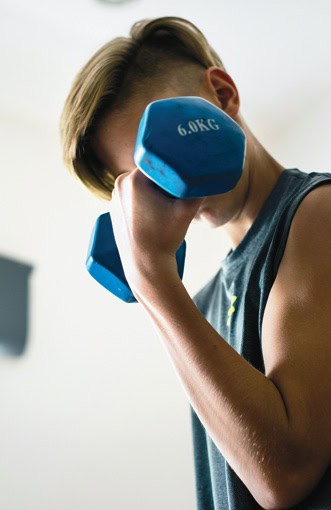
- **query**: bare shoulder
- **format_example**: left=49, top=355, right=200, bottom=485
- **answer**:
left=295, top=181, right=331, bottom=217
left=277, top=182, right=331, bottom=273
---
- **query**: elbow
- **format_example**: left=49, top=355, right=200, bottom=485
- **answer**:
left=255, top=481, right=294, bottom=510
left=248, top=470, right=296, bottom=509
left=257, top=489, right=296, bottom=509
left=256, top=467, right=319, bottom=510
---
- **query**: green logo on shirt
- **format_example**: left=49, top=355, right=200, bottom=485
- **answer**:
left=227, top=295, right=238, bottom=326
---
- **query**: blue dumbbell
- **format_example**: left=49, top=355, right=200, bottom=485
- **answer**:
left=86, top=96, right=246, bottom=302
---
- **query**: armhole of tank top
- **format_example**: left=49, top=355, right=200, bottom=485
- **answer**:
left=272, top=177, right=331, bottom=278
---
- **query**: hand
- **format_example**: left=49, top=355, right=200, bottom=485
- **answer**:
left=109, top=167, right=203, bottom=292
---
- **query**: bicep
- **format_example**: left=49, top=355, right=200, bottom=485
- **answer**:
left=261, top=185, right=331, bottom=493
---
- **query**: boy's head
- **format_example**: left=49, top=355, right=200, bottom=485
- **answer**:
left=60, top=16, right=242, bottom=202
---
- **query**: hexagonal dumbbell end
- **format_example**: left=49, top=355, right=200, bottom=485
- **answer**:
left=134, top=96, right=246, bottom=199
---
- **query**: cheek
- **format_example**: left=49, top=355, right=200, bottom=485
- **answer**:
left=94, top=121, right=138, bottom=176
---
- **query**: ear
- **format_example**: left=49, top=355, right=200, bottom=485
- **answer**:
left=200, top=66, right=240, bottom=118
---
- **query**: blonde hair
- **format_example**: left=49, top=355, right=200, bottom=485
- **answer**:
left=59, top=16, right=226, bottom=201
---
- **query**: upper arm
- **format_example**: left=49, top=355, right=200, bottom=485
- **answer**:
left=261, top=184, right=331, bottom=505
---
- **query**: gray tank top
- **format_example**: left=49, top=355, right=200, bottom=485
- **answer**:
left=190, top=168, right=331, bottom=509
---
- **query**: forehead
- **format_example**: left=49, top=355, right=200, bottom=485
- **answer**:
left=92, top=90, right=180, bottom=178
left=92, top=102, right=146, bottom=178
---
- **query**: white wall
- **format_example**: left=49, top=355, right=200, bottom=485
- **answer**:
left=1, top=1, right=331, bottom=509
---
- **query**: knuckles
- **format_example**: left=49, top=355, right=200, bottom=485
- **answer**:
left=114, top=168, right=139, bottom=191
left=114, top=170, right=144, bottom=198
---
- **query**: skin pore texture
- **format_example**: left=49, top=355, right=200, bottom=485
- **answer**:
left=92, top=66, right=285, bottom=250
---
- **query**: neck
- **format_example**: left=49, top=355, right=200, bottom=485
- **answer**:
left=223, top=120, right=285, bottom=250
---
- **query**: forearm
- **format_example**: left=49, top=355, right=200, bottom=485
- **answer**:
left=132, top=263, right=296, bottom=508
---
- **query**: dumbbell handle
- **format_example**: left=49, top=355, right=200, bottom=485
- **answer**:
left=86, top=211, right=186, bottom=303
left=86, top=159, right=189, bottom=303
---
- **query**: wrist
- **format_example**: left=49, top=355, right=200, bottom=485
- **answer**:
left=130, top=253, right=183, bottom=299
